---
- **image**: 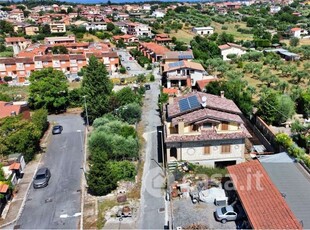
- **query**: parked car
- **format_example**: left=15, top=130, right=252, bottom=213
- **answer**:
left=126, top=66, right=131, bottom=70
left=129, top=56, right=133, bottom=60
left=52, top=125, right=63, bottom=135
left=23, top=81, right=30, bottom=86
left=215, top=205, right=245, bottom=224
left=33, top=168, right=51, bottom=189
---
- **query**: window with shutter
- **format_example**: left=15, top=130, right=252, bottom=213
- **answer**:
left=204, top=146, right=210, bottom=155
left=222, top=122, right=229, bottom=130
left=221, top=145, right=231, bottom=154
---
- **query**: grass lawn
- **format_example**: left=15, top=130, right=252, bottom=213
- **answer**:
left=159, top=29, right=195, bottom=44
left=282, top=38, right=310, bottom=46
left=0, top=85, right=29, bottom=100
left=81, top=33, right=102, bottom=42
left=210, top=22, right=253, bottom=41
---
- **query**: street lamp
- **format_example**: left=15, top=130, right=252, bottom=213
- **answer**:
left=83, top=95, right=89, bottom=129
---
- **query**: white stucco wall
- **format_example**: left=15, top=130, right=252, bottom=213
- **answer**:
left=221, top=47, right=246, bottom=61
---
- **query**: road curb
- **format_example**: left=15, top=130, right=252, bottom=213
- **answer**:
left=80, top=126, right=88, bottom=230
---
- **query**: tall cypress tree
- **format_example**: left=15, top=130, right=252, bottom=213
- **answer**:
left=81, top=56, right=113, bottom=124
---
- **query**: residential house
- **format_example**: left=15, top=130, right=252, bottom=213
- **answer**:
left=151, top=10, right=165, bottom=18
left=127, top=22, right=152, bottom=37
left=44, top=36, right=76, bottom=45
left=0, top=101, right=30, bottom=119
left=113, top=21, right=128, bottom=34
left=85, top=21, right=107, bottom=31
left=49, top=22, right=66, bottom=33
left=192, top=26, right=214, bottom=36
left=195, top=78, right=218, bottom=92
left=5, top=37, right=31, bottom=55
left=142, top=4, right=151, bottom=12
left=0, top=10, right=8, bottom=20
left=218, top=43, right=247, bottom=61
left=163, top=91, right=251, bottom=167
left=154, top=34, right=172, bottom=45
left=8, top=9, right=24, bottom=22
left=270, top=5, right=281, bottom=14
left=162, top=50, right=194, bottom=65
left=162, top=60, right=206, bottom=88
left=113, top=34, right=138, bottom=44
left=114, top=13, right=130, bottom=21
left=138, top=42, right=170, bottom=62
left=24, top=25, right=40, bottom=36
left=290, top=27, right=301, bottom=38
left=258, top=152, right=310, bottom=228
left=227, top=160, right=302, bottom=229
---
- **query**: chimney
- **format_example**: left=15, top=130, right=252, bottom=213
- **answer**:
left=178, top=120, right=184, bottom=135
left=220, top=91, right=225, bottom=98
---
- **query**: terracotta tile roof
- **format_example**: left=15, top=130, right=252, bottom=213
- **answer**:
left=165, top=124, right=250, bottom=143
left=291, top=27, right=301, bottom=31
left=9, top=162, right=20, bottom=170
left=167, top=92, right=241, bottom=118
left=113, top=34, right=135, bottom=40
left=156, top=33, right=170, bottom=38
left=163, top=60, right=205, bottom=72
left=171, top=108, right=244, bottom=126
left=69, top=54, right=86, bottom=60
left=227, top=160, right=302, bottom=230
left=5, top=37, right=26, bottom=43
left=163, top=88, right=178, bottom=95
left=34, top=55, right=53, bottom=62
left=196, top=78, right=218, bottom=91
left=15, top=57, right=34, bottom=64
left=218, top=43, right=246, bottom=51
left=0, top=101, right=22, bottom=118
left=140, top=42, right=170, bottom=55
left=53, top=54, right=70, bottom=61
left=0, top=184, right=9, bottom=193
left=163, top=51, right=194, bottom=60
left=0, top=58, right=16, bottom=65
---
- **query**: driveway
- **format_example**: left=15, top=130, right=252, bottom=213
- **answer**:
left=117, top=49, right=146, bottom=76
left=16, top=114, right=85, bottom=229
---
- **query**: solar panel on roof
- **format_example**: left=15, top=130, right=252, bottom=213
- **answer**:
left=179, top=98, right=190, bottom=112
left=188, top=96, right=200, bottom=109
left=168, top=61, right=183, bottom=68
left=178, top=54, right=193, bottom=59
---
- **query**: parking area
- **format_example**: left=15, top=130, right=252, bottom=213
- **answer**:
left=172, top=198, right=236, bottom=229
left=117, top=49, right=146, bottom=76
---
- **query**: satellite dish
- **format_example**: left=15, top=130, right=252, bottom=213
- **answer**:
left=201, top=96, right=207, bottom=108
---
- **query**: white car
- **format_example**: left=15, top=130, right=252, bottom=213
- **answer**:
left=23, top=81, right=30, bottom=86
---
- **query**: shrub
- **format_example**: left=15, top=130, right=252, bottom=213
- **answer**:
left=119, top=66, right=126, bottom=74
left=3, top=76, right=12, bottom=82
left=149, top=74, right=155, bottom=82
left=221, top=25, right=228, bottom=30
left=117, top=103, right=142, bottom=124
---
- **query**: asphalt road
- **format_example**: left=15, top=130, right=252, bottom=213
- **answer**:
left=139, top=70, right=167, bottom=229
left=16, top=114, right=85, bottom=229
left=117, top=49, right=146, bottom=76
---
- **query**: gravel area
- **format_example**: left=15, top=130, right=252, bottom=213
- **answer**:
left=172, top=198, right=236, bottom=229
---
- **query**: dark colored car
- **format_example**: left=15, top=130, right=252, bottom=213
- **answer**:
left=33, top=168, right=51, bottom=189
left=145, top=84, right=151, bottom=90
left=126, top=66, right=131, bottom=70
left=52, top=125, right=63, bottom=135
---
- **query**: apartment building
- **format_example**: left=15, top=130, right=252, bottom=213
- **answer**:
left=5, top=37, right=31, bottom=55
left=163, top=91, right=251, bottom=167
left=127, top=22, right=152, bottom=37
left=0, top=52, right=118, bottom=82
left=49, top=22, right=66, bottom=33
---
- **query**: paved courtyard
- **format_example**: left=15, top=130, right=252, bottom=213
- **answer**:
left=172, top=198, right=236, bottom=229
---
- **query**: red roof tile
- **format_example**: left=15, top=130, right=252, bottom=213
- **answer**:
left=196, top=78, right=218, bottom=91
left=291, top=27, right=301, bottom=32
left=0, top=184, right=9, bottom=193
left=140, top=42, right=170, bottom=55
left=5, top=37, right=26, bottom=43
left=9, top=162, right=20, bottom=170
left=0, top=101, right=22, bottom=119
left=167, top=92, right=241, bottom=118
left=163, top=88, right=178, bottom=95
left=227, top=160, right=302, bottom=230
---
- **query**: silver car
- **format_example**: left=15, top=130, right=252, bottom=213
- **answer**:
left=215, top=205, right=238, bottom=223
left=33, top=168, right=51, bottom=189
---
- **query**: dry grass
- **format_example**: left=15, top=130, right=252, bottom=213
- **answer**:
left=69, top=81, right=81, bottom=90
left=160, top=29, right=195, bottom=44
left=210, top=21, right=253, bottom=41
left=282, top=38, right=310, bottom=46
left=82, top=33, right=102, bottom=42
left=0, top=85, right=29, bottom=100
left=97, top=199, right=119, bottom=229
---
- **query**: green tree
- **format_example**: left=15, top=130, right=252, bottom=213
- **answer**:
left=68, top=88, right=83, bottom=108
left=0, top=92, right=11, bottom=101
left=0, top=20, right=14, bottom=33
left=31, top=108, right=48, bottom=137
left=117, top=103, right=142, bottom=124
left=81, top=56, right=113, bottom=124
left=51, top=46, right=68, bottom=54
left=29, top=68, right=68, bottom=112
left=290, top=37, right=300, bottom=47
left=106, top=22, right=115, bottom=31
